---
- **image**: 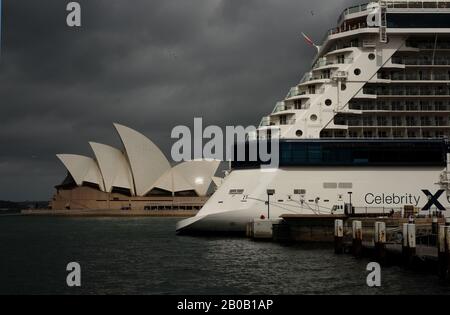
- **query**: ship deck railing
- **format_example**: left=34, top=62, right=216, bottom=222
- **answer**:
left=338, top=0, right=450, bottom=24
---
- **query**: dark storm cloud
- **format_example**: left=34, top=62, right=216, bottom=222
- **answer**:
left=0, top=0, right=366, bottom=200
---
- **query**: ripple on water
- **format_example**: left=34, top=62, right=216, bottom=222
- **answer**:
left=0, top=216, right=449, bottom=295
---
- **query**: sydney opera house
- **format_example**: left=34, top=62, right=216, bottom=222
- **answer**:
left=50, top=124, right=221, bottom=211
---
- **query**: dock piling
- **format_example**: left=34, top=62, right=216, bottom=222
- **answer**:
left=334, top=219, right=344, bottom=254
left=402, top=223, right=416, bottom=268
left=352, top=220, right=363, bottom=258
left=438, top=225, right=450, bottom=282
left=374, top=222, right=386, bottom=264
left=431, top=217, right=439, bottom=246
left=447, top=226, right=450, bottom=282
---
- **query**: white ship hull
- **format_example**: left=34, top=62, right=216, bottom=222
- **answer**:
left=177, top=166, right=450, bottom=233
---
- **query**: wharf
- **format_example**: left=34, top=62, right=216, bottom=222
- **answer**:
left=247, top=214, right=450, bottom=283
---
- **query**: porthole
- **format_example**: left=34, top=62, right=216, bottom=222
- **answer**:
left=341, top=83, right=347, bottom=91
left=296, top=130, right=303, bottom=137
left=368, top=53, right=375, bottom=60
left=354, top=68, right=361, bottom=76
left=325, top=99, right=332, bottom=106
left=310, top=114, right=318, bottom=121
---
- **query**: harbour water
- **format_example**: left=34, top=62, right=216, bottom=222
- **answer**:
left=0, top=216, right=449, bottom=295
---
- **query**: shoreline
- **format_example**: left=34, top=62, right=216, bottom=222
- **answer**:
left=17, top=209, right=198, bottom=218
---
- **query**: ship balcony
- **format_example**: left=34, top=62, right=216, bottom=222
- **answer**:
left=259, top=116, right=271, bottom=127
left=260, top=114, right=296, bottom=127
left=363, top=87, right=450, bottom=97
left=298, top=78, right=330, bottom=87
left=405, top=39, right=450, bottom=51
left=298, top=71, right=332, bottom=85
left=325, top=47, right=357, bottom=58
left=285, top=94, right=312, bottom=102
left=326, top=22, right=369, bottom=38
left=335, top=108, right=362, bottom=115
left=381, top=60, right=406, bottom=69
left=353, top=90, right=378, bottom=99
left=281, top=118, right=296, bottom=126
left=268, top=116, right=296, bottom=126
left=362, top=40, right=376, bottom=48
left=286, top=87, right=301, bottom=98
left=312, top=58, right=334, bottom=70
left=272, top=102, right=298, bottom=115
left=272, top=102, right=286, bottom=113
left=327, top=121, right=349, bottom=130
left=287, top=87, right=325, bottom=100
left=312, top=57, right=353, bottom=70
left=337, top=3, right=370, bottom=26
left=331, top=71, right=348, bottom=80
left=356, top=108, right=450, bottom=113
left=299, top=72, right=315, bottom=83
left=347, top=124, right=450, bottom=129
left=376, top=73, right=450, bottom=81
left=391, top=57, right=450, bottom=66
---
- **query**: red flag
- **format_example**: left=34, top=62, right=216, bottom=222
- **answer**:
left=301, top=32, right=315, bottom=47
left=301, top=32, right=320, bottom=52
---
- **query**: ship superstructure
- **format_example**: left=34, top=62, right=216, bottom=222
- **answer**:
left=261, top=1, right=450, bottom=140
left=177, top=1, right=450, bottom=234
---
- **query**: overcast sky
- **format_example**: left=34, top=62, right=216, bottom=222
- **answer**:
left=0, top=0, right=366, bottom=201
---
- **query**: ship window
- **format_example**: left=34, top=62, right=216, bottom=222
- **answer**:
left=354, top=68, right=361, bottom=76
left=388, top=13, right=450, bottom=28
left=325, top=99, right=332, bottom=106
left=296, top=130, right=303, bottom=137
left=310, top=114, right=318, bottom=121
left=323, top=183, right=338, bottom=189
left=341, top=84, right=347, bottom=91
left=229, top=189, right=244, bottom=195
left=368, top=53, right=375, bottom=60
left=232, top=139, right=448, bottom=169
left=294, top=189, right=306, bottom=195
left=338, top=183, right=353, bottom=189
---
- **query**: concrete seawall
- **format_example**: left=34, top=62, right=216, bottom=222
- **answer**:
left=20, top=209, right=198, bottom=217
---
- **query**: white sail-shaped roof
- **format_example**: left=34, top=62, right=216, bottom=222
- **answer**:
left=153, top=168, right=193, bottom=193
left=154, top=160, right=220, bottom=196
left=56, top=154, right=105, bottom=191
left=173, top=160, right=221, bottom=196
left=89, top=142, right=135, bottom=195
left=114, top=123, right=171, bottom=196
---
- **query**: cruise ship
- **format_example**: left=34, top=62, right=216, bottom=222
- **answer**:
left=177, top=0, right=450, bottom=234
